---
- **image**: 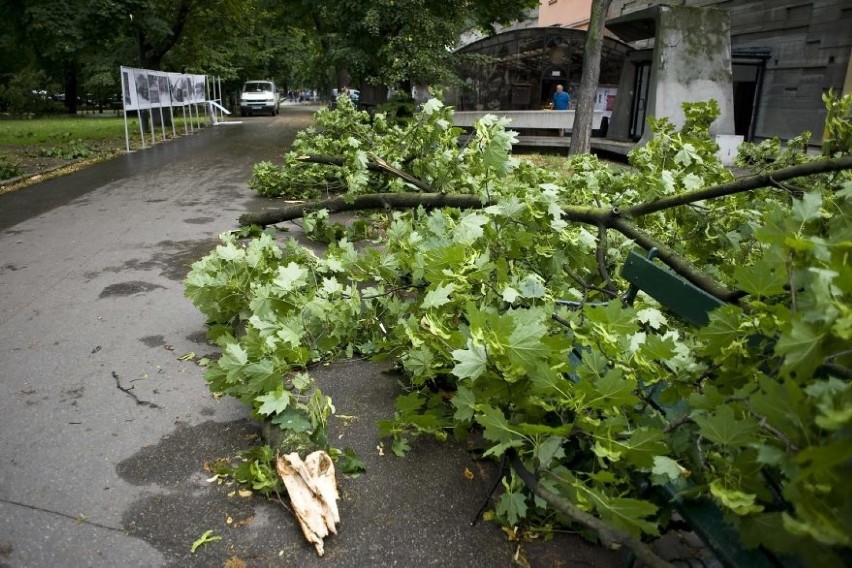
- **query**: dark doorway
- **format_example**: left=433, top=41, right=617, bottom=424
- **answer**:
left=629, top=61, right=651, bottom=141
left=732, top=62, right=763, bottom=140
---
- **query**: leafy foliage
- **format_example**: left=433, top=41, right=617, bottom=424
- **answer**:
left=38, top=139, right=94, bottom=159
left=0, top=157, right=22, bottom=179
left=186, top=93, right=852, bottom=565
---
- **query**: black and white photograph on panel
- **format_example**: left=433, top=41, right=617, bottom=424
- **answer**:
left=121, top=67, right=139, bottom=111
left=147, top=73, right=161, bottom=106
left=169, top=73, right=187, bottom=105
left=134, top=69, right=150, bottom=106
left=157, top=74, right=171, bottom=106
left=193, top=75, right=206, bottom=103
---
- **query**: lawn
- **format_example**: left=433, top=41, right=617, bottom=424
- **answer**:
left=0, top=114, right=197, bottom=185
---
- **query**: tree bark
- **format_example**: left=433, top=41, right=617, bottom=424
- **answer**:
left=63, top=61, right=78, bottom=115
left=569, top=0, right=612, bottom=156
left=239, top=192, right=482, bottom=227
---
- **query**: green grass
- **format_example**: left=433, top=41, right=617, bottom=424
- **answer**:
left=0, top=115, right=197, bottom=147
left=0, top=117, right=130, bottom=146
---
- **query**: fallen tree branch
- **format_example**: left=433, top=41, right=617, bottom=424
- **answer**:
left=295, top=154, right=434, bottom=192
left=623, top=154, right=852, bottom=218
left=239, top=192, right=483, bottom=227
left=508, top=451, right=674, bottom=568
left=238, top=155, right=852, bottom=302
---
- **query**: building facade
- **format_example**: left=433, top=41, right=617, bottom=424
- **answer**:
left=608, top=0, right=852, bottom=143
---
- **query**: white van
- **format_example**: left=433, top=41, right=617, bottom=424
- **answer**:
left=239, top=80, right=280, bottom=116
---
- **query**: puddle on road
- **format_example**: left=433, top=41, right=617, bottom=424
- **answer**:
left=117, top=419, right=299, bottom=566
left=139, top=334, right=166, bottom=348
left=117, top=419, right=260, bottom=486
left=99, top=280, right=165, bottom=298
left=86, top=237, right=221, bottom=283
left=183, top=217, right=215, bottom=225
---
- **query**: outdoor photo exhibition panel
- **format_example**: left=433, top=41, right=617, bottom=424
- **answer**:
left=120, top=66, right=210, bottom=151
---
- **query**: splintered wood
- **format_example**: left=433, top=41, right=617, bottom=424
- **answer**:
left=275, top=451, right=340, bottom=556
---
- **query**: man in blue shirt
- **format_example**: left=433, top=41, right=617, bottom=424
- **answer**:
left=552, top=84, right=570, bottom=136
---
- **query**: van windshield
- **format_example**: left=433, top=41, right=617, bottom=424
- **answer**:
left=243, top=82, right=272, bottom=93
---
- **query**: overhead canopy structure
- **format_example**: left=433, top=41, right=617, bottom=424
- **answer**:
left=453, top=26, right=631, bottom=111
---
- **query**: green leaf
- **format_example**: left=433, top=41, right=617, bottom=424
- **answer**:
left=335, top=447, right=366, bottom=475
left=619, top=428, right=668, bottom=469
left=503, top=309, right=550, bottom=371
left=270, top=408, right=312, bottom=433
left=584, top=487, right=659, bottom=538
left=451, top=341, right=488, bottom=380
left=791, top=190, right=823, bottom=222
left=255, top=389, right=291, bottom=417
left=734, top=258, right=787, bottom=297
left=535, top=436, right=565, bottom=469
left=636, top=307, right=667, bottom=330
left=391, top=437, right=411, bottom=457
left=451, top=385, right=476, bottom=422
left=775, top=320, right=825, bottom=377
left=272, top=262, right=309, bottom=294
left=404, top=346, right=437, bottom=382
left=650, top=456, right=686, bottom=485
left=422, top=282, right=455, bottom=309
left=692, top=405, right=759, bottom=447
left=495, top=488, right=528, bottom=525
left=476, top=405, right=524, bottom=457
left=698, top=304, right=744, bottom=349
left=454, top=213, right=489, bottom=245
left=518, top=274, right=546, bottom=299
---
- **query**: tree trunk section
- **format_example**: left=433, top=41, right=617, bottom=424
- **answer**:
left=63, top=62, right=78, bottom=115
left=569, top=0, right=612, bottom=155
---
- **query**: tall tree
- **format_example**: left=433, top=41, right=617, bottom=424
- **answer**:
left=569, top=0, right=612, bottom=155
left=276, top=0, right=538, bottom=91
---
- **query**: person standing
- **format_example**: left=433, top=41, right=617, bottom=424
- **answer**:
left=552, top=84, right=570, bottom=136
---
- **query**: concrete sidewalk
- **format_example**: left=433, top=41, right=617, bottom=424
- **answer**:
left=0, top=107, right=708, bottom=568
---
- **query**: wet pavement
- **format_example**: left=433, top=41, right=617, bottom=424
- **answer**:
left=0, top=105, right=710, bottom=568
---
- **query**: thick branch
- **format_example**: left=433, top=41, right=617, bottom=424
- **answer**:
left=624, top=155, right=852, bottom=218
left=509, top=452, right=674, bottom=568
left=608, top=216, right=743, bottom=302
left=296, top=155, right=433, bottom=192
left=239, top=193, right=484, bottom=227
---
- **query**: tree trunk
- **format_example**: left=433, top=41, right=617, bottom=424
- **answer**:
left=63, top=62, right=78, bottom=115
left=569, top=0, right=612, bottom=155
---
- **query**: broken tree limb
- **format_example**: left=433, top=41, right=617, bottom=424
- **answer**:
left=509, top=451, right=674, bottom=568
left=276, top=451, right=340, bottom=556
left=623, top=154, right=852, bottom=218
left=237, top=154, right=852, bottom=302
left=239, top=192, right=483, bottom=227
left=295, top=154, right=434, bottom=192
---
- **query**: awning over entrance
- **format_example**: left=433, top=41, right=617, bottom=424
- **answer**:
left=453, top=26, right=631, bottom=111
left=605, top=5, right=661, bottom=43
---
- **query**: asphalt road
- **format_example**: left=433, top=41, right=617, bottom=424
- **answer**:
left=0, top=105, right=617, bottom=568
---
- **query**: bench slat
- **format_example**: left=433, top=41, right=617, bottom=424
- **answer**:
left=621, top=251, right=724, bottom=326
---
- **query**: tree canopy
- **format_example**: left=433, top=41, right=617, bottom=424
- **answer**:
left=0, top=0, right=538, bottom=113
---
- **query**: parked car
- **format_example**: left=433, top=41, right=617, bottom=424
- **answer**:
left=239, top=80, right=280, bottom=116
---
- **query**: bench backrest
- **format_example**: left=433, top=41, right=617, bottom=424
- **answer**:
left=620, top=251, right=725, bottom=327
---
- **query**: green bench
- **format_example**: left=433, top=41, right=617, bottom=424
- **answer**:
left=619, top=249, right=783, bottom=567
